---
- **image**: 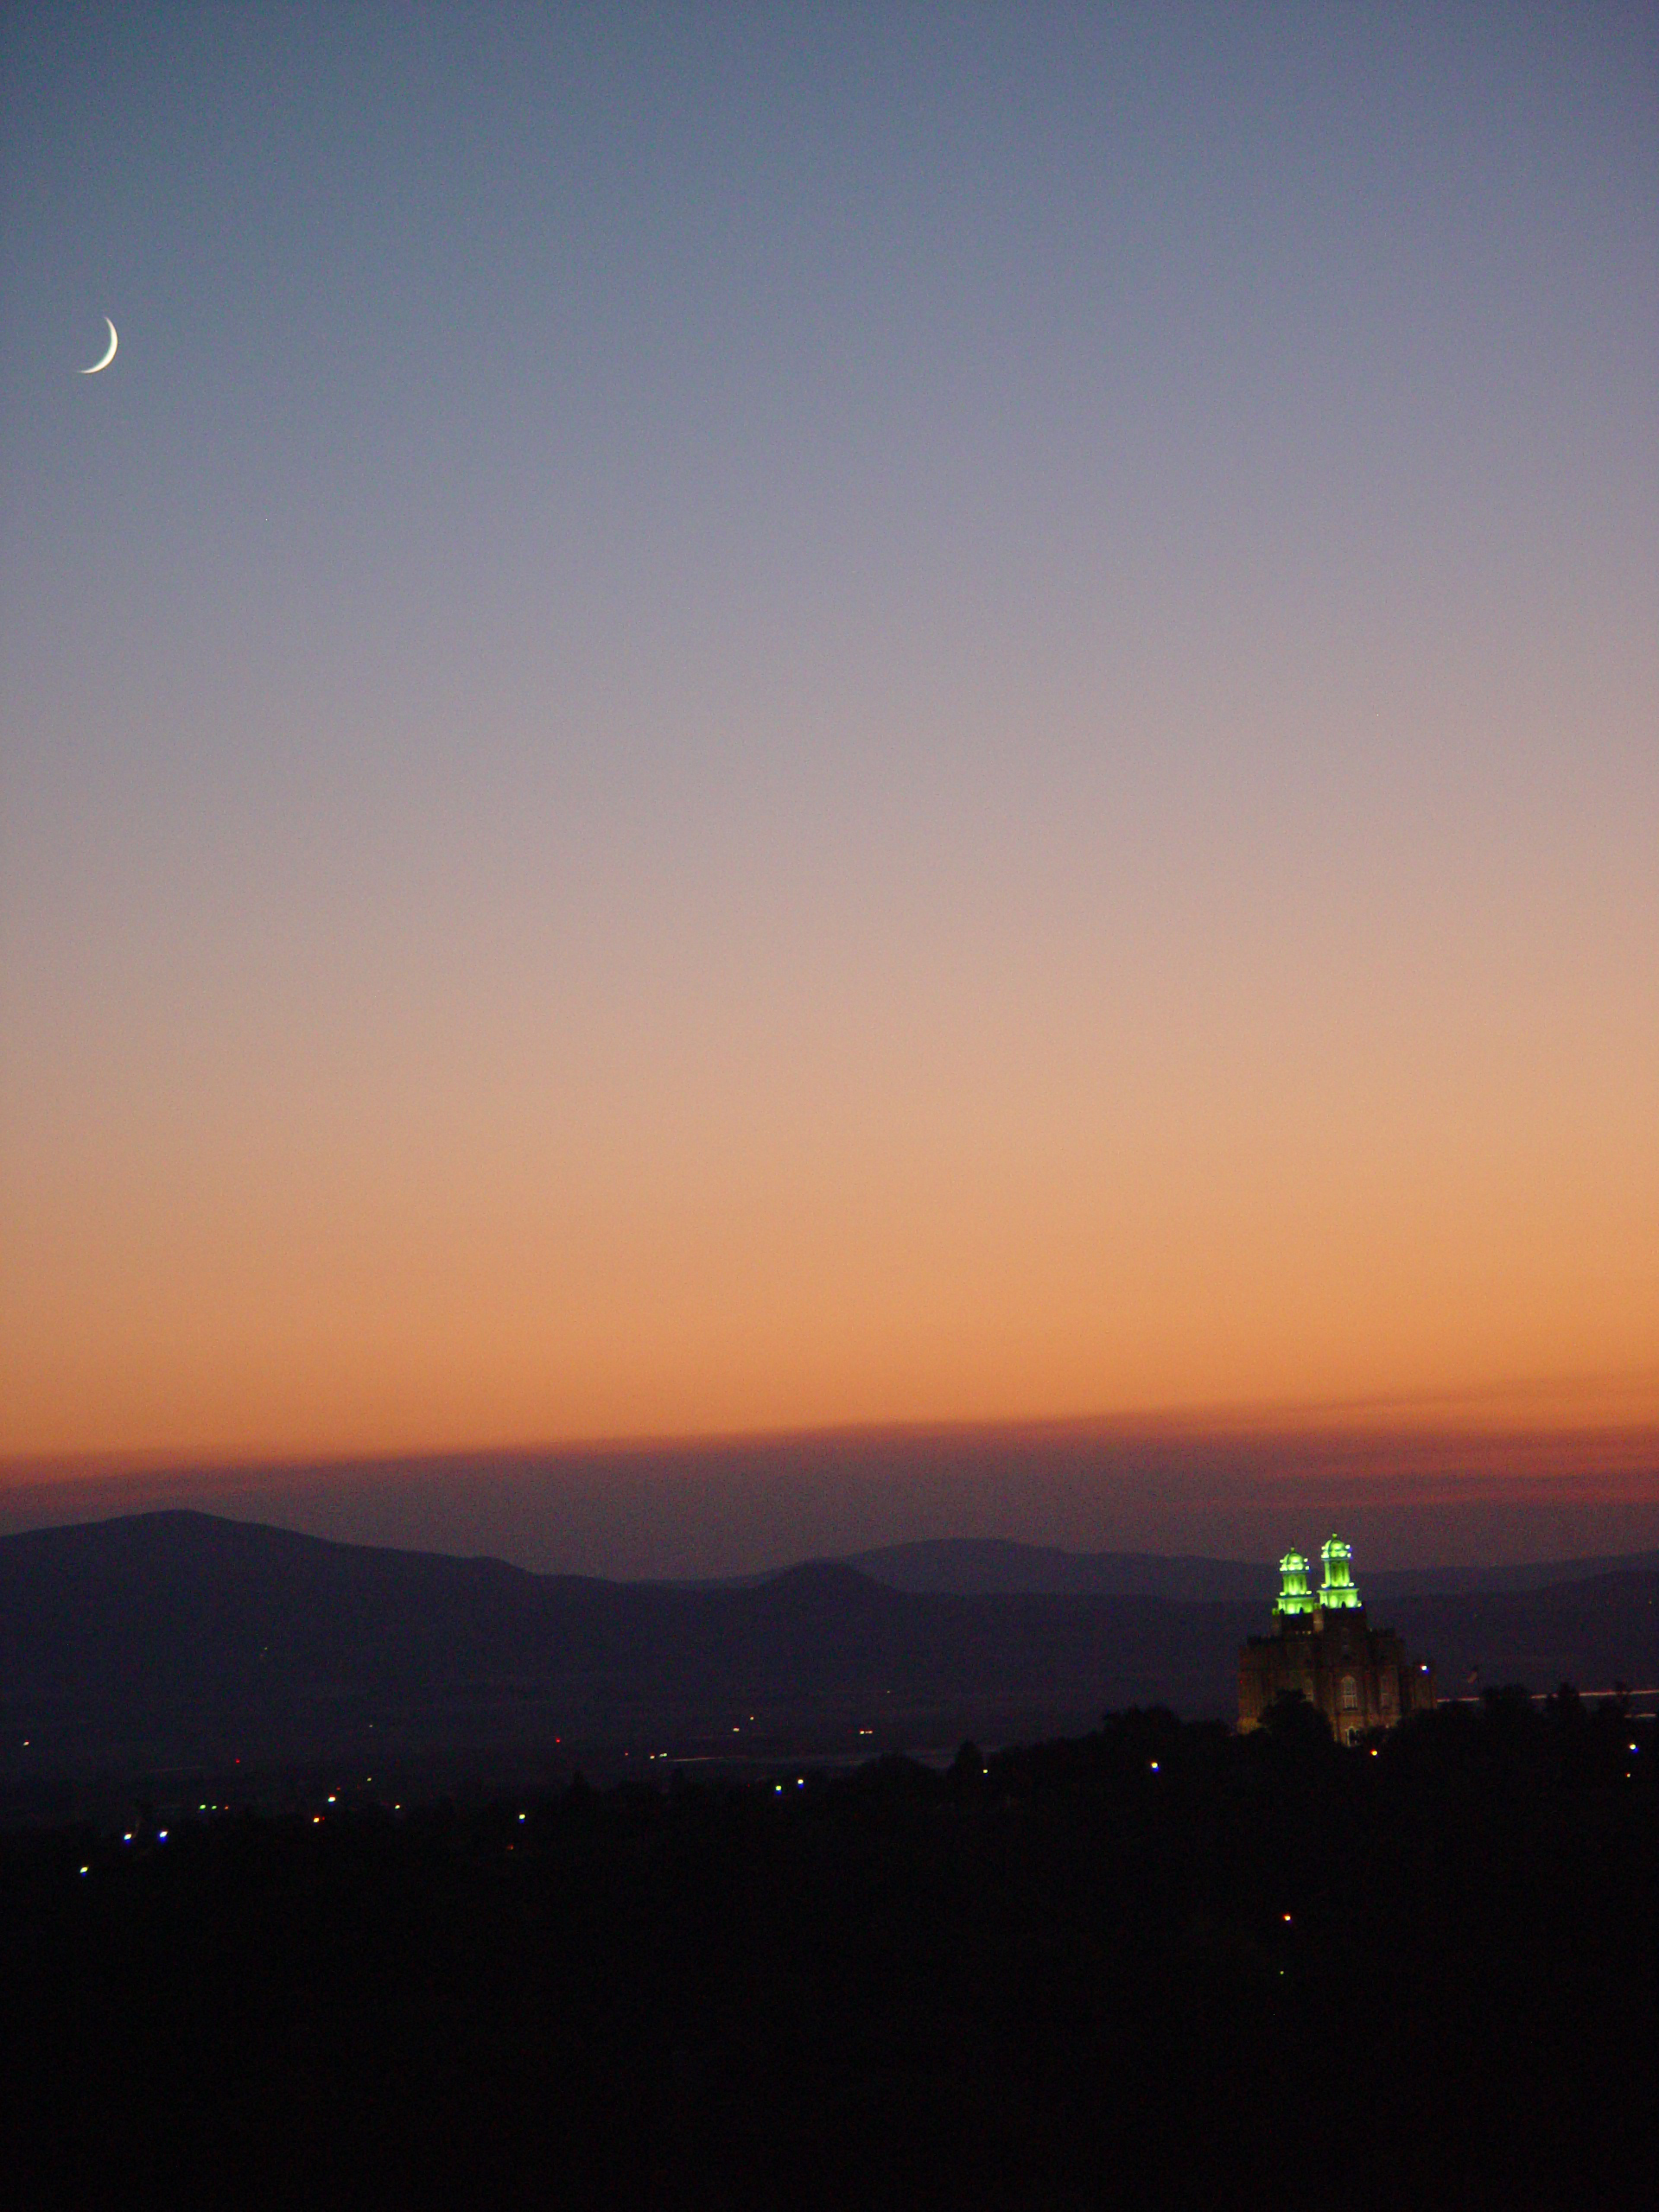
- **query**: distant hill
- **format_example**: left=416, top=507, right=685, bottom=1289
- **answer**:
left=843, top=1540, right=1270, bottom=1601
left=0, top=1513, right=1653, bottom=1784
left=846, top=1535, right=1659, bottom=1601
left=0, top=1512, right=1253, bottom=1773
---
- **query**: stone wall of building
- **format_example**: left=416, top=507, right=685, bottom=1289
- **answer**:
left=1239, top=1614, right=1434, bottom=1742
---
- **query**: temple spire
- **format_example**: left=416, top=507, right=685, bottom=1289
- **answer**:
left=1274, top=1549, right=1313, bottom=1621
left=1318, top=1535, right=1363, bottom=1611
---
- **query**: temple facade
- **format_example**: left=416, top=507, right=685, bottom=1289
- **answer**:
left=1237, top=1537, right=1434, bottom=1744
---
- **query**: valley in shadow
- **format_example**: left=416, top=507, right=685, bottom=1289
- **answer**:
left=0, top=1692, right=1650, bottom=2207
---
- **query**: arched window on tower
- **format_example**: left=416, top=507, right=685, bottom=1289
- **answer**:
left=1340, top=1675, right=1359, bottom=1711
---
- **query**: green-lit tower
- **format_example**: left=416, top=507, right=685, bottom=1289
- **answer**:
left=1318, top=1535, right=1363, bottom=1612
left=1274, top=1550, right=1314, bottom=1623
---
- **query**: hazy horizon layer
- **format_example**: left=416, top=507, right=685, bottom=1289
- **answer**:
left=6, top=1414, right=1657, bottom=1580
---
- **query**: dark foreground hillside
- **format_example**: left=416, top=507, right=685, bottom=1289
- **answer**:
left=1, top=1693, right=1650, bottom=2211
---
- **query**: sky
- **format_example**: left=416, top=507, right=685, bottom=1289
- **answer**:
left=2, top=5, right=1656, bottom=1558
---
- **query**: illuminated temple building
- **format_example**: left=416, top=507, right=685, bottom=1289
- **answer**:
left=1237, top=1538, right=1435, bottom=1744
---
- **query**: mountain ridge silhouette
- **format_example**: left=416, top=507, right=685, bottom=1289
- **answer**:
left=0, top=1512, right=1652, bottom=1782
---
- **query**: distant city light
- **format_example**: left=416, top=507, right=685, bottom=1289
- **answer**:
left=1149, top=1761, right=1160, bottom=1772
left=79, top=1866, right=88, bottom=1876
left=157, top=1831, right=168, bottom=1841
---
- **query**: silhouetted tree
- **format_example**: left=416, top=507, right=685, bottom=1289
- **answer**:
left=947, top=1739, right=985, bottom=1791
left=1255, top=1688, right=1333, bottom=1753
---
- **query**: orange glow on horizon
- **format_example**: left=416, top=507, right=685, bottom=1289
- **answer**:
left=8, top=773, right=1656, bottom=1473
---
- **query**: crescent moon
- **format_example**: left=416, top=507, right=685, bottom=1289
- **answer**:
left=79, top=318, right=118, bottom=375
